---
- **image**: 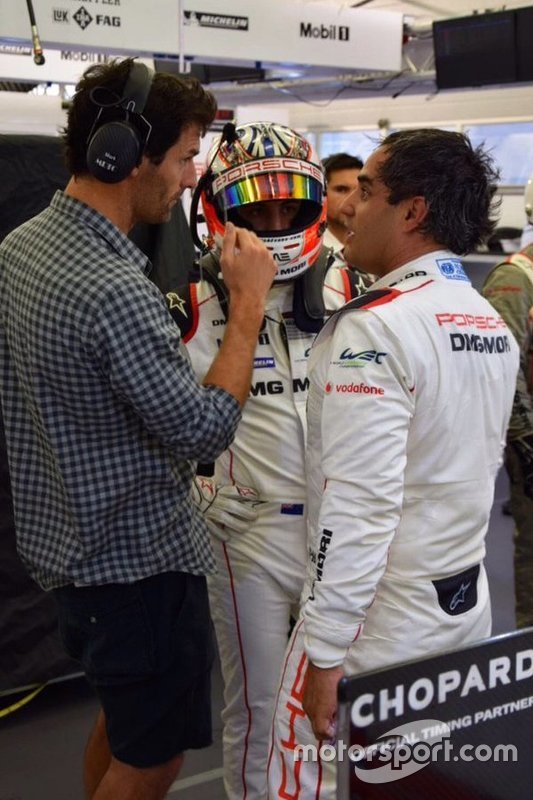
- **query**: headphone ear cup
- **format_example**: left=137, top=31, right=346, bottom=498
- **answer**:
left=86, top=121, right=142, bottom=184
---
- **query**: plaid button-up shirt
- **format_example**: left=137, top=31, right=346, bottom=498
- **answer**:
left=0, top=192, right=240, bottom=589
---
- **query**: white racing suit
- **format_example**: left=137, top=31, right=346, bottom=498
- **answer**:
left=268, top=253, right=519, bottom=800
left=166, top=250, right=372, bottom=799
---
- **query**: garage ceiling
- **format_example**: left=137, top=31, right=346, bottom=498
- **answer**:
left=198, top=0, right=533, bottom=106
left=313, top=0, right=529, bottom=23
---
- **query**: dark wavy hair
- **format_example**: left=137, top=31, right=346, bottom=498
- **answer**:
left=378, top=129, right=500, bottom=254
left=322, top=152, right=364, bottom=183
left=62, top=58, right=217, bottom=175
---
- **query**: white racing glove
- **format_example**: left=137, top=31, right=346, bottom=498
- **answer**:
left=191, top=476, right=261, bottom=542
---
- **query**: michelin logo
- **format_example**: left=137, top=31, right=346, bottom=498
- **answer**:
left=184, top=11, right=248, bottom=30
left=254, top=357, right=275, bottom=369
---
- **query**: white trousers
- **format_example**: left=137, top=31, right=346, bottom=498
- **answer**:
left=268, top=566, right=491, bottom=800
left=208, top=501, right=307, bottom=800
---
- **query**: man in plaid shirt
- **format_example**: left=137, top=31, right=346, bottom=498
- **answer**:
left=0, top=58, right=276, bottom=800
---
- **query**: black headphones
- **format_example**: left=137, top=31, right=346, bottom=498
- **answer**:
left=86, top=61, right=154, bottom=184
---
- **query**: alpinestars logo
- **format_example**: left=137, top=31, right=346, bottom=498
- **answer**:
left=166, top=292, right=188, bottom=317
left=73, top=7, right=93, bottom=29
left=300, top=22, right=349, bottom=41
left=449, top=581, right=472, bottom=612
left=184, top=11, right=248, bottom=31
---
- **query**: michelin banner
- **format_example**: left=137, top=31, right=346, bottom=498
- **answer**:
left=334, top=629, right=533, bottom=799
left=0, top=0, right=402, bottom=72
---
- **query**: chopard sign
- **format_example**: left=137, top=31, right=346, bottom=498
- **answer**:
left=183, top=11, right=249, bottom=30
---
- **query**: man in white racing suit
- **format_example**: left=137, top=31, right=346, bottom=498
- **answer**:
left=165, top=122, right=372, bottom=800
left=268, top=129, right=519, bottom=800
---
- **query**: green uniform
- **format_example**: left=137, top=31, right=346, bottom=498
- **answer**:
left=483, top=245, right=533, bottom=628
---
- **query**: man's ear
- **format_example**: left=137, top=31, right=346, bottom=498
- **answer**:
left=404, top=196, right=428, bottom=231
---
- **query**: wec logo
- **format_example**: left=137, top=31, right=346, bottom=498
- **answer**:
left=338, top=348, right=387, bottom=367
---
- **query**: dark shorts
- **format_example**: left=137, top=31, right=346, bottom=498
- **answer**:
left=53, top=571, right=214, bottom=768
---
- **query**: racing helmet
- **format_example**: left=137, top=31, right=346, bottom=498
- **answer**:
left=525, top=174, right=533, bottom=223
left=201, top=122, right=326, bottom=282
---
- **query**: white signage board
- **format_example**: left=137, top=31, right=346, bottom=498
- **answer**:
left=179, top=1, right=403, bottom=72
left=0, top=0, right=403, bottom=72
left=0, top=0, right=179, bottom=54
left=0, top=46, right=153, bottom=83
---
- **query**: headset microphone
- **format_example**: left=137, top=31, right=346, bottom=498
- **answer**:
left=221, top=122, right=238, bottom=145
left=190, top=122, right=238, bottom=251
left=26, top=0, right=45, bottom=65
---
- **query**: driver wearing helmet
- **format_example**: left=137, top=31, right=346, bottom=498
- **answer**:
left=165, top=122, right=372, bottom=800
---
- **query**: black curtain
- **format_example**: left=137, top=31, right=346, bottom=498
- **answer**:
left=0, top=135, right=77, bottom=691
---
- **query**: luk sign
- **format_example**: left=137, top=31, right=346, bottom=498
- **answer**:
left=71, top=8, right=120, bottom=29
left=73, top=7, right=92, bottom=29
left=0, top=0, right=166, bottom=52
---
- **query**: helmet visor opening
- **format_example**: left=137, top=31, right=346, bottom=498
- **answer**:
left=228, top=199, right=322, bottom=236
left=214, top=172, right=322, bottom=217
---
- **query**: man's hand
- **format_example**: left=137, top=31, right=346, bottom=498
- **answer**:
left=302, top=662, right=344, bottom=741
left=202, top=223, right=277, bottom=407
left=191, top=476, right=261, bottom=541
left=220, top=223, right=276, bottom=311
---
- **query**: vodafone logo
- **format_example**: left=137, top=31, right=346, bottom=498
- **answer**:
left=327, top=382, right=385, bottom=396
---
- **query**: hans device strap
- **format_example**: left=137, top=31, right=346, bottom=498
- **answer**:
left=182, top=248, right=338, bottom=334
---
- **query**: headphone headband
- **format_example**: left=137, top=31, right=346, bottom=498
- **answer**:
left=121, top=61, right=154, bottom=115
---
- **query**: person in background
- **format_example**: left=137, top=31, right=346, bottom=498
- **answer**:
left=268, top=129, right=519, bottom=800
left=0, top=58, right=276, bottom=800
left=520, top=174, right=533, bottom=248
left=165, top=122, right=373, bottom=800
left=482, top=214, right=533, bottom=630
left=321, top=152, right=363, bottom=263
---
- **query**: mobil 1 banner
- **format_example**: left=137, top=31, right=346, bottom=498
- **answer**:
left=335, top=628, right=533, bottom=800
